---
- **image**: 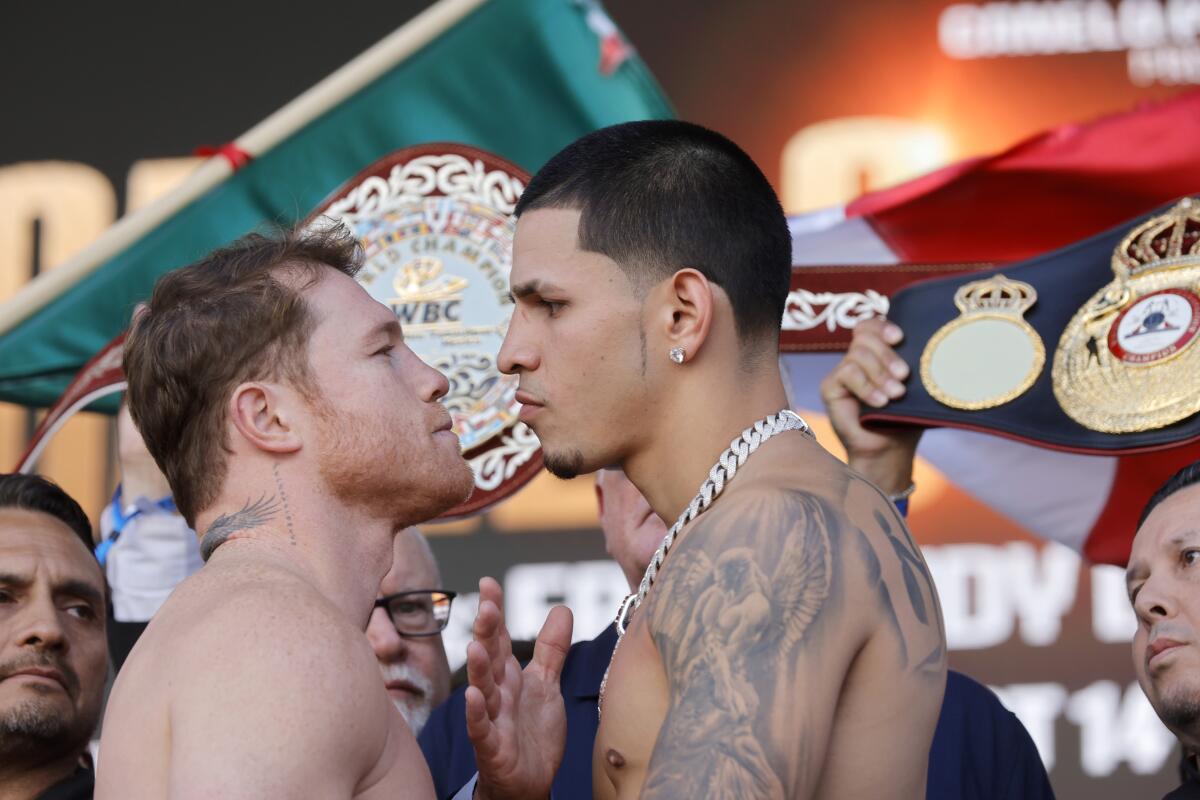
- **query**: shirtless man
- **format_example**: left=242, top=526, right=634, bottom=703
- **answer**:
left=95, top=228, right=482, bottom=798
left=464, top=121, right=948, bottom=799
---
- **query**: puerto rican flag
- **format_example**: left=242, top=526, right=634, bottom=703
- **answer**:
left=782, top=90, right=1200, bottom=566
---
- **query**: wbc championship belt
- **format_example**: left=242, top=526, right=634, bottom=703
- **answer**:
left=861, top=197, right=1200, bottom=454
left=305, top=144, right=542, bottom=519
left=1053, top=198, right=1200, bottom=434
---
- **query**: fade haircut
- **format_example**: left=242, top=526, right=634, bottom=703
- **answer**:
left=514, top=120, right=792, bottom=347
left=1138, top=460, right=1200, bottom=531
left=123, top=225, right=363, bottom=526
left=0, top=473, right=94, bottom=554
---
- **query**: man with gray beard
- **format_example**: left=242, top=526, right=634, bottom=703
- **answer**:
left=0, top=474, right=108, bottom=800
left=367, top=528, right=453, bottom=736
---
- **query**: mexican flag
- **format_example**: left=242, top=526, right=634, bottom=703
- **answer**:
left=0, top=0, right=672, bottom=410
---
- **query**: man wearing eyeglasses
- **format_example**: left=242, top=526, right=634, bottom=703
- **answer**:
left=367, top=527, right=454, bottom=737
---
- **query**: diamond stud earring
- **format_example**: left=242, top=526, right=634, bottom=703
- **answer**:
left=669, top=347, right=686, bottom=364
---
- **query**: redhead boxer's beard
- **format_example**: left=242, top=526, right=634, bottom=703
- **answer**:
left=311, top=395, right=471, bottom=523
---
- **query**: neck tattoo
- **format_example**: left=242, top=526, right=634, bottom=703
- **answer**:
left=273, top=463, right=297, bottom=548
left=597, top=409, right=812, bottom=717
left=198, top=464, right=294, bottom=560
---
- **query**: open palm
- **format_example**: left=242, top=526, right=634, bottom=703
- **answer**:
left=466, top=577, right=573, bottom=800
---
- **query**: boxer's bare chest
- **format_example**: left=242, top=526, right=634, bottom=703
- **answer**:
left=593, top=614, right=670, bottom=800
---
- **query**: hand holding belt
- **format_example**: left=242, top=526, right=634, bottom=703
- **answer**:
left=861, top=197, right=1200, bottom=456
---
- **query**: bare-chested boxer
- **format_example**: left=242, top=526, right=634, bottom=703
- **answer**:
left=464, top=121, right=948, bottom=799
left=95, top=228, right=480, bottom=798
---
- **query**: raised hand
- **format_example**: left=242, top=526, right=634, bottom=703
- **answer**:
left=465, top=577, right=572, bottom=800
left=818, top=318, right=922, bottom=494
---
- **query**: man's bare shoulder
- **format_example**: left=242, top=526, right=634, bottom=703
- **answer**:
left=127, top=560, right=395, bottom=795
left=715, top=463, right=948, bottom=684
left=645, top=482, right=856, bottom=659
left=651, top=462, right=945, bottom=672
left=161, top=561, right=375, bottom=688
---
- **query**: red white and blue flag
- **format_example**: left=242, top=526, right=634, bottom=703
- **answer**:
left=782, top=90, right=1200, bottom=565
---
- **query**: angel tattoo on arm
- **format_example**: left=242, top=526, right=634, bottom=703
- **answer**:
left=643, top=490, right=835, bottom=800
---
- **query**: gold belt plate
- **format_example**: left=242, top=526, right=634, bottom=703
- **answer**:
left=1053, top=198, right=1200, bottom=434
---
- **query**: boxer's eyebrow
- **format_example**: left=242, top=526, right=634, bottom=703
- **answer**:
left=0, top=571, right=29, bottom=589
left=363, top=319, right=403, bottom=343
left=510, top=279, right=565, bottom=302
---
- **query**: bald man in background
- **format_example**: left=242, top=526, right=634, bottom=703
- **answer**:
left=367, top=528, right=453, bottom=737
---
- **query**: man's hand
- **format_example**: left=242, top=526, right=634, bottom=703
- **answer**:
left=818, top=318, right=922, bottom=495
left=466, top=577, right=572, bottom=800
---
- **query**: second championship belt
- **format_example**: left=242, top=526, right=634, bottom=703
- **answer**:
left=862, top=196, right=1200, bottom=454
left=1054, top=198, right=1200, bottom=434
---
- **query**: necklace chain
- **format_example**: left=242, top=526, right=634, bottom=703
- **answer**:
left=598, top=408, right=812, bottom=716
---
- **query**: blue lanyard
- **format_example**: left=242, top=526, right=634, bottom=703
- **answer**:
left=95, top=484, right=176, bottom=566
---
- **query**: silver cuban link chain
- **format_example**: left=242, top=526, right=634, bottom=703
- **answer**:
left=598, top=408, right=813, bottom=716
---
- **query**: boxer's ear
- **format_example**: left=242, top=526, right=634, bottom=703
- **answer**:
left=228, top=382, right=302, bottom=454
left=660, top=268, right=715, bottom=362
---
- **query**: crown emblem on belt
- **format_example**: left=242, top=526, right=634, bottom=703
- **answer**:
left=1115, top=196, right=1200, bottom=278
left=1054, top=197, right=1200, bottom=433
left=953, top=274, right=1038, bottom=315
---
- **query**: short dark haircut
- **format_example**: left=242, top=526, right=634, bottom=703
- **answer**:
left=124, top=225, right=363, bottom=526
left=515, top=120, right=792, bottom=346
left=0, top=473, right=94, bottom=554
left=1139, top=461, right=1200, bottom=531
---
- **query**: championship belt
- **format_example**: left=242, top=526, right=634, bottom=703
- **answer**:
left=919, top=275, right=1044, bottom=411
left=305, top=144, right=542, bottom=518
left=1053, top=198, right=1200, bottom=433
left=861, top=197, right=1200, bottom=454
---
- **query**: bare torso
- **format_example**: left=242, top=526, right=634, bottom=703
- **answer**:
left=95, top=554, right=434, bottom=799
left=594, top=438, right=946, bottom=800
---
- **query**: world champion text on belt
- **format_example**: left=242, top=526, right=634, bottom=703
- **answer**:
left=304, top=143, right=544, bottom=518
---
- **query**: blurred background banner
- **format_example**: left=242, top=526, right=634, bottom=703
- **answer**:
left=782, top=94, right=1200, bottom=568
left=0, top=0, right=671, bottom=410
left=4, top=0, right=1200, bottom=795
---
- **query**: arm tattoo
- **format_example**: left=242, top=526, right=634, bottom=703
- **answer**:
left=200, top=493, right=280, bottom=561
left=861, top=491, right=946, bottom=676
left=642, top=490, right=836, bottom=800
left=640, top=485, right=946, bottom=799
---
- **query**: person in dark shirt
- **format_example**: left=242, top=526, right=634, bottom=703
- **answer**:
left=928, top=671, right=1053, bottom=799
left=0, top=474, right=107, bottom=800
left=1127, top=462, right=1200, bottom=800
left=421, top=468, right=658, bottom=800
